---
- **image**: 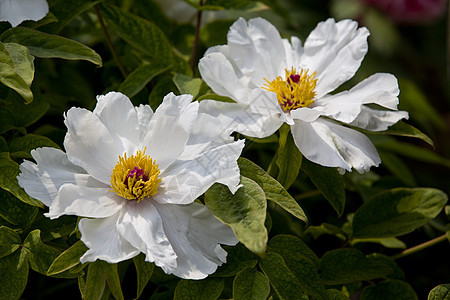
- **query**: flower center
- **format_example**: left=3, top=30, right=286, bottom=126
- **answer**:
left=110, top=148, right=161, bottom=202
left=263, top=68, right=317, bottom=112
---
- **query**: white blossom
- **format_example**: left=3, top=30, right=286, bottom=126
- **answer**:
left=199, top=17, right=408, bottom=173
left=18, top=92, right=244, bottom=279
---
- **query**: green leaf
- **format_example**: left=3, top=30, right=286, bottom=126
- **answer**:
left=276, top=124, right=302, bottom=189
left=118, top=64, right=170, bottom=98
left=360, top=279, right=418, bottom=300
left=378, top=151, right=416, bottom=186
left=85, top=261, right=108, bottom=300
left=319, top=248, right=393, bottom=285
left=268, top=235, right=319, bottom=268
left=205, top=177, right=268, bottom=256
left=259, top=252, right=306, bottom=300
left=172, top=73, right=203, bottom=99
left=325, top=289, right=351, bottom=299
left=9, top=134, right=60, bottom=159
left=233, top=267, right=270, bottom=300
left=133, top=253, right=154, bottom=299
left=428, top=284, right=450, bottom=300
left=174, top=278, right=225, bottom=300
left=351, top=237, right=406, bottom=249
left=4, top=43, right=35, bottom=87
left=1, top=27, right=102, bottom=66
left=376, top=138, right=450, bottom=168
left=213, top=243, right=258, bottom=277
left=0, top=251, right=29, bottom=300
left=0, top=152, right=43, bottom=207
left=32, top=215, right=77, bottom=243
left=148, top=76, right=178, bottom=110
left=0, top=188, right=38, bottom=227
left=22, top=230, right=61, bottom=275
left=268, top=235, right=326, bottom=298
left=85, top=261, right=124, bottom=300
left=352, top=188, right=448, bottom=238
left=238, top=157, right=307, bottom=222
left=100, top=4, right=183, bottom=70
left=47, top=241, right=88, bottom=276
left=301, top=158, right=346, bottom=216
left=40, top=0, right=103, bottom=34
left=398, top=78, right=446, bottom=131
left=0, top=41, right=33, bottom=103
left=370, top=121, right=433, bottom=147
left=0, top=226, right=21, bottom=258
left=0, top=92, right=49, bottom=134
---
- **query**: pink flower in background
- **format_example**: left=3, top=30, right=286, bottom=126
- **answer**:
left=361, top=0, right=447, bottom=23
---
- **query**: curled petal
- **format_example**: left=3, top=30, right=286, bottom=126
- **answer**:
left=350, top=106, right=409, bottom=131
left=142, top=93, right=198, bottom=171
left=291, top=118, right=380, bottom=173
left=154, top=202, right=238, bottom=279
left=199, top=100, right=283, bottom=138
left=199, top=46, right=253, bottom=104
left=117, top=201, right=178, bottom=273
left=93, top=92, right=141, bottom=154
left=64, top=107, right=123, bottom=184
left=302, top=18, right=369, bottom=98
left=17, top=147, right=105, bottom=207
left=227, top=17, right=286, bottom=85
left=46, top=185, right=125, bottom=219
left=79, top=212, right=140, bottom=264
left=155, top=139, right=245, bottom=205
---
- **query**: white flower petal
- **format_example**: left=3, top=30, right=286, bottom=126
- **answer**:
left=155, top=139, right=245, bottom=205
left=154, top=202, right=237, bottom=279
left=143, top=93, right=198, bottom=171
left=199, top=46, right=253, bottom=104
left=178, top=112, right=234, bottom=160
left=302, top=18, right=369, bottom=98
left=46, top=185, right=125, bottom=219
left=199, top=100, right=283, bottom=138
left=0, top=0, right=48, bottom=27
left=117, top=200, right=177, bottom=273
left=136, top=103, right=154, bottom=142
left=227, top=17, right=286, bottom=85
left=291, top=118, right=380, bottom=173
left=350, top=106, right=409, bottom=131
left=313, top=73, right=402, bottom=124
left=17, top=147, right=105, bottom=207
left=93, top=92, right=140, bottom=154
left=283, top=36, right=304, bottom=68
left=79, top=212, right=140, bottom=264
left=64, top=107, right=122, bottom=184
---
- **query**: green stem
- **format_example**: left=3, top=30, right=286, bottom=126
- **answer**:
left=295, top=189, right=322, bottom=200
left=190, top=0, right=204, bottom=71
left=94, top=4, right=127, bottom=77
left=391, top=234, right=448, bottom=260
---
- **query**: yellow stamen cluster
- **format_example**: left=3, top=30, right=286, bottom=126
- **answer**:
left=263, top=68, right=317, bottom=112
left=110, top=148, right=161, bottom=202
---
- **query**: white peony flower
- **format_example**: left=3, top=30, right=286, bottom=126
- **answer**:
left=199, top=17, right=409, bottom=173
left=0, top=0, right=49, bottom=27
left=18, top=92, right=244, bottom=279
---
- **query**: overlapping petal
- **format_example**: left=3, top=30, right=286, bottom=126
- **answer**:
left=301, top=18, right=370, bottom=98
left=17, top=147, right=103, bottom=207
left=117, top=201, right=178, bottom=273
left=142, top=93, right=198, bottom=171
left=64, top=107, right=123, bottom=184
left=154, top=202, right=238, bottom=279
left=198, top=17, right=408, bottom=173
left=18, top=90, right=241, bottom=280
left=291, top=118, right=381, bottom=173
left=79, top=212, right=140, bottom=264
